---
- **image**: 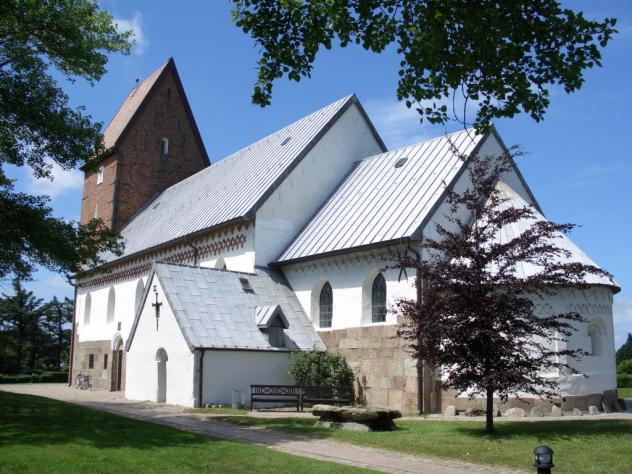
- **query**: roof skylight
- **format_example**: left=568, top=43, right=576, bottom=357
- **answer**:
left=280, top=136, right=292, bottom=146
left=394, top=157, right=408, bottom=168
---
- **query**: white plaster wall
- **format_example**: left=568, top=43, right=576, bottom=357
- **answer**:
left=201, top=350, right=293, bottom=406
left=255, top=103, right=384, bottom=266
left=76, top=275, right=149, bottom=344
left=282, top=247, right=417, bottom=330
left=199, top=225, right=256, bottom=273
left=125, top=275, right=195, bottom=406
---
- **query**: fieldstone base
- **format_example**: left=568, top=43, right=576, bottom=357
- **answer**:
left=71, top=340, right=126, bottom=392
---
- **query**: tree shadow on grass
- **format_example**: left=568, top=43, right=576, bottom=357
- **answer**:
left=0, top=392, right=213, bottom=450
left=453, top=419, right=632, bottom=443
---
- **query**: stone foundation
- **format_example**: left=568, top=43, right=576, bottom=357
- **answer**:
left=319, top=324, right=424, bottom=414
left=441, top=389, right=620, bottom=414
left=71, top=340, right=126, bottom=392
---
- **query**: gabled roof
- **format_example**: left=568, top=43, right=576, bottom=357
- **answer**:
left=103, top=94, right=382, bottom=262
left=126, top=262, right=325, bottom=352
left=256, top=305, right=289, bottom=329
left=100, top=57, right=209, bottom=164
left=494, top=182, right=618, bottom=290
left=277, top=129, right=486, bottom=263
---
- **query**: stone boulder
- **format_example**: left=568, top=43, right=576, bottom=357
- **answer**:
left=572, top=408, right=583, bottom=416
left=551, top=406, right=564, bottom=417
left=312, top=405, right=401, bottom=431
left=443, top=405, right=457, bottom=416
left=588, top=405, right=600, bottom=415
left=504, top=407, right=526, bottom=417
left=530, top=407, right=544, bottom=417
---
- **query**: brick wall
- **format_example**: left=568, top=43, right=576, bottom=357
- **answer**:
left=80, top=66, right=208, bottom=231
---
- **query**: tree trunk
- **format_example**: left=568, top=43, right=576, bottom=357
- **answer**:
left=486, top=384, right=495, bottom=433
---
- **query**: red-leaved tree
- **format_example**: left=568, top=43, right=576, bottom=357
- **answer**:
left=394, top=146, right=613, bottom=433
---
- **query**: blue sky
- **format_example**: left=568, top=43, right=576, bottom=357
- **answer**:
left=5, top=1, right=632, bottom=348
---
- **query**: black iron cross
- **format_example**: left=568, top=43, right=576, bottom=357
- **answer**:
left=152, top=285, right=162, bottom=330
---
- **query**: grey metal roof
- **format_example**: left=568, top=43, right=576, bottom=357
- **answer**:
left=127, top=262, right=325, bottom=351
left=494, top=182, right=617, bottom=289
left=105, top=94, right=376, bottom=262
left=277, top=129, right=484, bottom=263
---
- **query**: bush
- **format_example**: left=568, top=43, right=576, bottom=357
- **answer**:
left=0, top=372, right=68, bottom=384
left=617, top=373, right=632, bottom=389
left=617, top=359, right=632, bottom=374
left=289, top=351, right=354, bottom=387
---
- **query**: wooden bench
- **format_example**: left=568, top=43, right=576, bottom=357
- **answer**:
left=250, top=384, right=353, bottom=412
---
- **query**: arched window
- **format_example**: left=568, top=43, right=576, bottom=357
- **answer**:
left=319, top=282, right=333, bottom=328
left=106, top=287, right=116, bottom=324
left=371, top=273, right=387, bottom=323
left=589, top=323, right=603, bottom=357
left=84, top=293, right=91, bottom=325
left=135, top=279, right=145, bottom=313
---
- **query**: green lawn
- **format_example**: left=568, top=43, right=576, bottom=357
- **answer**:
left=213, top=415, right=632, bottom=474
left=0, top=391, right=368, bottom=473
left=618, top=387, right=632, bottom=399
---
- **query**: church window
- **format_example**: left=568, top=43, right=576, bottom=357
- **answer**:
left=103, top=353, right=108, bottom=370
left=135, top=279, right=145, bottom=313
left=84, top=293, right=91, bottom=325
left=268, top=318, right=286, bottom=348
left=94, top=200, right=99, bottom=219
left=167, top=87, right=171, bottom=100
left=589, top=322, right=604, bottom=357
left=96, top=166, right=104, bottom=185
left=88, top=354, right=94, bottom=369
left=371, top=273, right=387, bottom=323
left=161, top=137, right=169, bottom=158
left=319, top=282, right=333, bottom=328
left=106, top=287, right=116, bottom=324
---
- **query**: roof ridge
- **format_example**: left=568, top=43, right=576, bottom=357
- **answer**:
left=153, top=260, right=257, bottom=276
left=355, top=127, right=480, bottom=164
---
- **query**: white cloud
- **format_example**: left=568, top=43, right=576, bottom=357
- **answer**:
left=364, top=98, right=434, bottom=149
left=114, top=12, right=148, bottom=55
left=27, top=160, right=83, bottom=199
left=614, top=297, right=632, bottom=349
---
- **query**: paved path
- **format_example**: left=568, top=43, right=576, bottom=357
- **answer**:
left=1, top=384, right=518, bottom=474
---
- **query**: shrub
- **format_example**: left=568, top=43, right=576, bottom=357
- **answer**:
left=289, top=351, right=354, bottom=387
left=617, top=359, right=632, bottom=374
left=617, top=373, right=632, bottom=388
left=0, top=372, right=68, bottom=384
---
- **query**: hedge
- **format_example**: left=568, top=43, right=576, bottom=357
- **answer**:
left=0, top=372, right=68, bottom=384
left=617, top=373, right=632, bottom=389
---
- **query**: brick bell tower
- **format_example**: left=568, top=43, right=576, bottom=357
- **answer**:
left=80, top=58, right=210, bottom=231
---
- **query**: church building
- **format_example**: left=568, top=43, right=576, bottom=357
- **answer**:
left=69, top=59, right=619, bottom=413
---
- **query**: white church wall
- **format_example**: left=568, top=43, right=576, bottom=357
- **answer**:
left=282, top=247, right=416, bottom=330
left=254, top=103, right=384, bottom=266
left=198, top=223, right=256, bottom=273
left=201, top=350, right=294, bottom=406
left=76, top=275, right=148, bottom=345
left=125, top=275, right=195, bottom=407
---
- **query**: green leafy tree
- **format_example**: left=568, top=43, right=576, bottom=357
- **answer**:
left=0, top=0, right=131, bottom=280
left=616, top=333, right=632, bottom=365
left=41, top=296, right=73, bottom=371
left=231, top=0, right=616, bottom=129
left=289, top=351, right=354, bottom=387
left=0, top=279, right=46, bottom=372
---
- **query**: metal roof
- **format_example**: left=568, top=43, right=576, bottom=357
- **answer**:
left=126, top=262, right=325, bottom=351
left=277, top=129, right=484, bottom=263
left=494, top=182, right=617, bottom=289
left=105, top=94, right=363, bottom=262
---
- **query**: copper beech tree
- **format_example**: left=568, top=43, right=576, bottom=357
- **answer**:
left=394, top=146, right=612, bottom=433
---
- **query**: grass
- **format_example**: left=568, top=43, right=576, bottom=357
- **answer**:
left=618, top=387, right=632, bottom=399
left=212, top=415, right=632, bottom=473
left=187, top=406, right=251, bottom=416
left=0, top=391, right=370, bottom=473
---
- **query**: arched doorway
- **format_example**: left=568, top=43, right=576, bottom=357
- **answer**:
left=111, top=334, right=124, bottom=391
left=156, top=348, right=168, bottom=403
